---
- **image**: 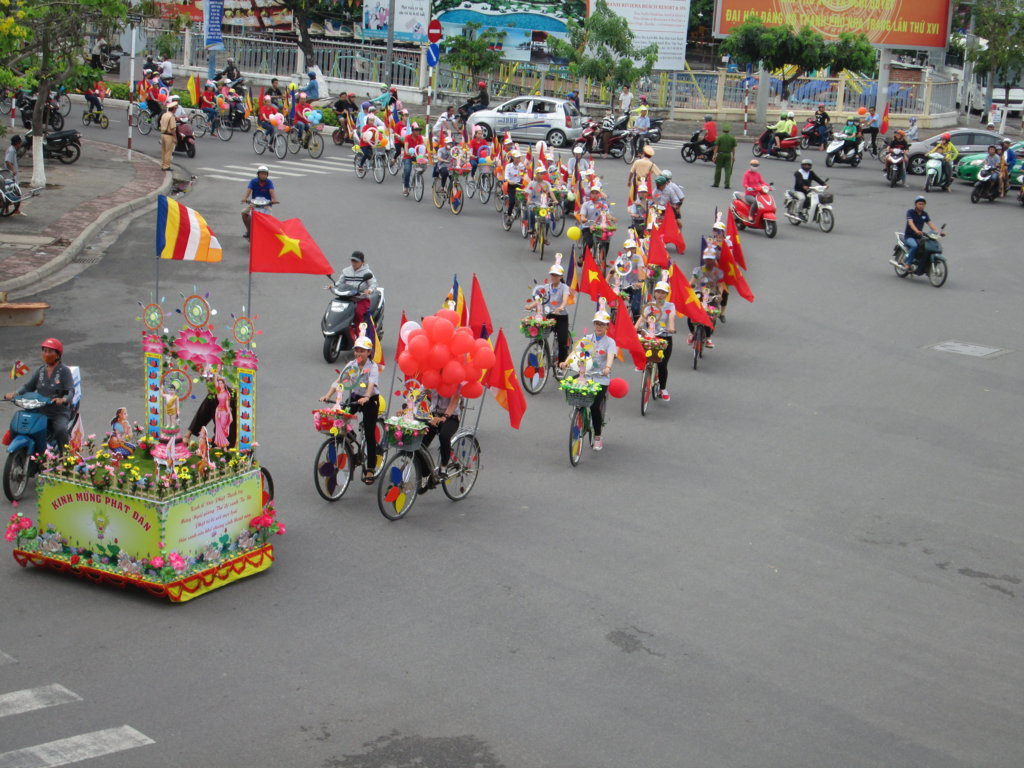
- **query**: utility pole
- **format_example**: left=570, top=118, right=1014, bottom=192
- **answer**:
left=382, top=0, right=397, bottom=86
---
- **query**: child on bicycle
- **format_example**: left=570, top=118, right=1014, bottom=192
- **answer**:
left=421, top=387, right=462, bottom=477
left=199, top=82, right=218, bottom=130
left=689, top=245, right=724, bottom=349
left=84, top=80, right=107, bottom=116
left=610, top=238, right=645, bottom=321
left=320, top=324, right=380, bottom=484
left=561, top=304, right=616, bottom=451
left=524, top=253, right=572, bottom=364
left=635, top=280, right=675, bottom=401
left=433, top=136, right=453, bottom=187
left=257, top=96, right=279, bottom=141
left=526, top=165, right=554, bottom=239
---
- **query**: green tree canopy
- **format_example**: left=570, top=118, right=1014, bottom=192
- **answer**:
left=968, top=0, right=1024, bottom=109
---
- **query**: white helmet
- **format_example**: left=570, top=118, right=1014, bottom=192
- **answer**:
left=787, top=110, right=795, bottom=118
left=257, top=165, right=269, bottom=173
left=573, top=145, right=583, bottom=154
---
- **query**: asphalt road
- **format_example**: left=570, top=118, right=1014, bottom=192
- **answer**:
left=1, top=124, right=1022, bottom=768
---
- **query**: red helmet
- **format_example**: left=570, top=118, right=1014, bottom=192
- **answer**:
left=941, top=132, right=952, bottom=141
left=478, top=81, right=486, bottom=88
left=41, top=338, right=63, bottom=356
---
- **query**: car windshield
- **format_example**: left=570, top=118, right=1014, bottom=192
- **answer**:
left=564, top=101, right=580, bottom=117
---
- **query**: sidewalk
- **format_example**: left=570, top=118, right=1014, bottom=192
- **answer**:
left=0, top=136, right=172, bottom=295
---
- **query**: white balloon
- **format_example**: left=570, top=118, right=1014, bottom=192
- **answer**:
left=399, top=320, right=421, bottom=343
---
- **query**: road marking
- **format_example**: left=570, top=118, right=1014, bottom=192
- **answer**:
left=218, top=165, right=309, bottom=178
left=0, top=726, right=154, bottom=767
left=201, top=173, right=251, bottom=182
left=0, top=650, right=14, bottom=665
left=0, top=684, right=82, bottom=718
left=929, top=340, right=1011, bottom=359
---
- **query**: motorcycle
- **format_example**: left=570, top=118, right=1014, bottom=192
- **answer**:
left=321, top=278, right=386, bottom=363
left=680, top=129, right=714, bottom=163
left=220, top=101, right=251, bottom=132
left=17, top=91, right=64, bottom=132
left=21, top=129, right=82, bottom=165
left=888, top=226, right=947, bottom=287
left=730, top=183, right=778, bottom=238
left=884, top=147, right=908, bottom=187
left=799, top=119, right=832, bottom=150
left=573, top=119, right=601, bottom=154
left=783, top=183, right=834, bottom=233
left=173, top=119, right=196, bottom=158
left=924, top=151, right=950, bottom=192
left=752, top=127, right=799, bottom=162
left=825, top=135, right=864, bottom=167
left=970, top=166, right=999, bottom=203
left=2, top=377, right=82, bottom=502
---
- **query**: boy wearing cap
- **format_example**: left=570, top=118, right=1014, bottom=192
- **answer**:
left=526, top=254, right=572, bottom=363
left=636, top=281, right=675, bottom=400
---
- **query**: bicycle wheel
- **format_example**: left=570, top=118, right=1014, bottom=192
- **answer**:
left=81, top=111, right=92, bottom=127
left=369, top=418, right=389, bottom=479
left=569, top=407, right=586, bottom=467
left=494, top=189, right=505, bottom=212
left=641, top=365, right=653, bottom=416
left=313, top=437, right=355, bottom=501
left=387, top=149, right=400, bottom=176
left=378, top=452, right=419, bottom=520
left=501, top=207, right=513, bottom=231
left=413, top=170, right=424, bottom=201
left=478, top=172, right=493, bottom=204
left=272, top=134, right=287, bottom=160
left=190, top=112, right=209, bottom=138
left=137, top=112, right=153, bottom=135
left=537, top=221, right=547, bottom=260
left=692, top=325, right=704, bottom=369
left=287, top=129, right=301, bottom=154
left=466, top=173, right=477, bottom=199
left=441, top=433, right=481, bottom=501
left=520, top=207, right=530, bottom=239
left=307, top=132, right=324, bottom=158
left=58, top=92, right=70, bottom=116
left=449, top=179, right=463, bottom=214
left=216, top=117, right=233, bottom=141
left=252, top=130, right=267, bottom=155
left=432, top=177, right=446, bottom=208
left=550, top=205, right=565, bottom=237
left=373, top=153, right=386, bottom=183
left=519, top=339, right=550, bottom=395
left=354, top=153, right=367, bottom=179
left=98, top=113, right=109, bottom=129
left=623, top=139, right=635, bottom=164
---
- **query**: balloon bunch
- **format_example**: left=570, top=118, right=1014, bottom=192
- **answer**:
left=269, top=112, right=285, bottom=127
left=309, top=109, right=323, bottom=125
left=396, top=309, right=496, bottom=400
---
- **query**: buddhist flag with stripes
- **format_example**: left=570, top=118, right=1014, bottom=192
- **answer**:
left=445, top=274, right=469, bottom=327
left=367, top=316, right=385, bottom=368
left=187, top=75, right=200, bottom=107
left=156, top=195, right=222, bottom=262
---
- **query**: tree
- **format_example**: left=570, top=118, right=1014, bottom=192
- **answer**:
left=721, top=16, right=875, bottom=100
left=968, top=0, right=1024, bottom=113
left=688, top=0, right=715, bottom=40
left=549, top=0, right=658, bottom=91
left=440, top=22, right=506, bottom=79
left=276, top=0, right=356, bottom=66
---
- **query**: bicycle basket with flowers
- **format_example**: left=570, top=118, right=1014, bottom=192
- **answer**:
left=560, top=376, right=602, bottom=408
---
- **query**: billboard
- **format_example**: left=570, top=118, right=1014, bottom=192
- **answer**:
left=433, top=0, right=583, bottom=64
left=362, top=0, right=431, bottom=43
left=601, top=0, right=691, bottom=71
left=714, top=0, right=952, bottom=50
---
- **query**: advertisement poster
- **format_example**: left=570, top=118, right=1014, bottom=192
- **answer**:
left=198, top=0, right=293, bottom=33
left=203, top=0, right=225, bottom=50
left=433, top=0, right=584, bottom=64
left=362, top=0, right=431, bottom=43
left=714, top=0, right=952, bottom=50
left=601, top=0, right=691, bottom=71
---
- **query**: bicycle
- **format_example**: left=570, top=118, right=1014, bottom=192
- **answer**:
left=447, top=166, right=467, bottom=214
left=134, top=106, right=154, bottom=135
left=501, top=190, right=527, bottom=234
left=54, top=85, right=70, bottom=117
left=353, top=146, right=369, bottom=179
left=411, top=159, right=427, bottom=201
left=372, top=145, right=388, bottom=183
left=311, top=406, right=388, bottom=501
left=252, top=127, right=286, bottom=159
left=690, top=290, right=720, bottom=370
left=377, top=412, right=482, bottom=521
left=529, top=200, right=557, bottom=259
left=519, top=315, right=567, bottom=395
left=287, top=124, right=324, bottom=158
left=81, top=109, right=109, bottom=129
left=639, top=336, right=667, bottom=416
left=476, top=163, right=495, bottom=204
left=562, top=375, right=605, bottom=468
left=193, top=109, right=233, bottom=142
left=432, top=171, right=462, bottom=212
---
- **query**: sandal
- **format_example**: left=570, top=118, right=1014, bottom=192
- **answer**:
left=362, top=470, right=375, bottom=484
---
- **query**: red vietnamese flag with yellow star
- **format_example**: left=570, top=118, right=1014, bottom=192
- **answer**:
left=579, top=246, right=619, bottom=305
left=667, top=264, right=714, bottom=328
left=486, top=329, right=527, bottom=429
left=249, top=213, right=332, bottom=275
left=718, top=234, right=755, bottom=303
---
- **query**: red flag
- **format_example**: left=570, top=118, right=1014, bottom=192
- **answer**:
left=486, top=329, right=527, bottom=429
left=659, top=205, right=686, bottom=253
left=249, top=214, right=332, bottom=275
left=611, top=297, right=646, bottom=369
left=469, top=273, right=492, bottom=340
left=646, top=232, right=671, bottom=268
left=668, top=264, right=713, bottom=328
left=718, top=239, right=755, bottom=303
left=880, top=102, right=890, bottom=135
left=725, top=213, right=747, bottom=271
left=395, top=310, right=409, bottom=360
left=579, top=247, right=619, bottom=305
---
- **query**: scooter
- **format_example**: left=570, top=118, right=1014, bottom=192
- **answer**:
left=680, top=129, right=714, bottom=163
left=321, top=279, right=386, bottom=363
left=884, top=147, right=908, bottom=187
left=783, top=183, right=834, bottom=233
left=799, top=119, right=832, bottom=150
left=730, top=183, right=778, bottom=238
left=573, top=119, right=601, bottom=154
left=888, top=226, right=947, bottom=287
left=752, top=127, right=799, bottom=162
left=825, top=135, right=864, bottom=167
left=970, top=166, right=999, bottom=203
left=21, top=129, right=82, bottom=165
left=17, top=91, right=64, bottom=132
left=173, top=119, right=196, bottom=158
left=924, top=151, right=949, bottom=192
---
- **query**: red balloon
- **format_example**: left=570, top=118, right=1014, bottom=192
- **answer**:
left=608, top=377, right=629, bottom=398
left=407, top=333, right=430, bottom=362
left=473, top=346, right=496, bottom=370
left=437, top=308, right=459, bottom=326
left=449, top=328, right=474, bottom=356
left=427, top=343, right=451, bottom=369
left=430, top=317, right=455, bottom=343
left=420, top=369, right=441, bottom=389
left=464, top=363, right=482, bottom=383
left=157, top=92, right=168, bottom=103
left=442, top=359, right=465, bottom=385
left=437, top=382, right=457, bottom=398
left=461, top=380, right=484, bottom=399
left=397, top=351, right=418, bottom=376
left=421, top=315, right=438, bottom=338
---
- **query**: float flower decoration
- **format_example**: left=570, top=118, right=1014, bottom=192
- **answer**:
left=559, top=376, right=603, bottom=397
left=5, top=513, right=37, bottom=544
left=141, top=333, right=164, bottom=355
left=385, top=413, right=428, bottom=449
left=173, top=325, right=225, bottom=367
left=233, top=346, right=259, bottom=370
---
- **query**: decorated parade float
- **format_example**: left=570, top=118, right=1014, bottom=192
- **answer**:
left=5, top=293, right=282, bottom=602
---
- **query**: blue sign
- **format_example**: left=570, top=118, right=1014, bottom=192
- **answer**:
left=204, top=0, right=225, bottom=51
left=426, top=43, right=440, bottom=68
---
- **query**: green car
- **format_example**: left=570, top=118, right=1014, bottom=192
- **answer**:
left=955, top=140, right=1024, bottom=186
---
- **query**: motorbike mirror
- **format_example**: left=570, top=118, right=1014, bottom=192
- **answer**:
left=940, top=223, right=947, bottom=231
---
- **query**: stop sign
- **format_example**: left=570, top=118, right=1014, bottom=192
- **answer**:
left=427, top=19, right=442, bottom=43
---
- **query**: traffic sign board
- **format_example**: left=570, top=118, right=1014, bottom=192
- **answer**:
left=427, top=20, right=442, bottom=44
left=127, top=12, right=143, bottom=23
left=426, top=43, right=440, bottom=68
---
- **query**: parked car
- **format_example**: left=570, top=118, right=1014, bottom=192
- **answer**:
left=470, top=96, right=583, bottom=148
left=907, top=128, right=1007, bottom=175
left=955, top=140, right=1024, bottom=186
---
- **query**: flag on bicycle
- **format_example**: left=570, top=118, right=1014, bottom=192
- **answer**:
left=249, top=213, right=332, bottom=275
left=725, top=213, right=746, bottom=270
left=367, top=316, right=385, bottom=368
left=469, top=274, right=492, bottom=340
left=658, top=204, right=686, bottom=253
left=579, top=247, right=619, bottom=306
left=611, top=297, right=646, bottom=369
left=444, top=274, right=469, bottom=327
left=487, top=329, right=527, bottom=429
left=186, top=76, right=200, bottom=107
left=667, top=264, right=713, bottom=328
left=717, top=238, right=755, bottom=303
left=564, top=251, right=577, bottom=306
left=156, top=195, right=222, bottom=262
left=395, top=310, right=409, bottom=359
left=646, top=232, right=671, bottom=269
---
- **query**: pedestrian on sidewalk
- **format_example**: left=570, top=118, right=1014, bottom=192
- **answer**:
left=711, top=123, right=737, bottom=188
left=4, top=135, right=26, bottom=216
left=159, top=96, right=178, bottom=171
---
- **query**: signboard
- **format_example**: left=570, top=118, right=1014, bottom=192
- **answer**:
left=157, top=2, right=204, bottom=22
left=600, top=0, right=691, bottom=71
left=714, top=0, right=952, bottom=50
left=427, top=19, right=442, bottom=43
left=362, top=0, right=431, bottom=43
left=203, top=0, right=225, bottom=50
left=434, top=0, right=581, bottom=64
left=426, top=43, right=440, bottom=67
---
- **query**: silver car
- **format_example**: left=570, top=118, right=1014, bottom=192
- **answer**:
left=471, top=96, right=582, bottom=148
left=907, top=128, right=1007, bottom=175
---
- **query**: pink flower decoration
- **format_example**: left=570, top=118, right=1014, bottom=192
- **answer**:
left=142, top=334, right=163, bottom=354
left=8, top=513, right=17, bottom=523
left=249, top=516, right=263, bottom=528
left=233, top=348, right=259, bottom=370
left=3, top=530, right=16, bottom=542
left=275, top=523, right=286, bottom=535
left=168, top=553, right=187, bottom=572
left=260, top=515, right=274, bottom=527
left=150, top=555, right=165, bottom=568
left=173, top=326, right=225, bottom=366
left=18, top=517, right=33, bottom=529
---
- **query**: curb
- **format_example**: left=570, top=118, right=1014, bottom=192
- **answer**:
left=0, top=150, right=174, bottom=296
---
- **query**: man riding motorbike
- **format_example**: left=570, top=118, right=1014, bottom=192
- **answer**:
left=770, top=111, right=795, bottom=154
left=469, top=81, right=489, bottom=114
left=895, top=196, right=944, bottom=271
left=791, top=159, right=827, bottom=218
left=698, top=113, right=717, bottom=155
left=4, top=338, right=74, bottom=452
left=740, top=159, right=767, bottom=219
left=812, top=103, right=830, bottom=150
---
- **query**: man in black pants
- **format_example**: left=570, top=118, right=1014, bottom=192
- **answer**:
left=183, top=379, right=236, bottom=447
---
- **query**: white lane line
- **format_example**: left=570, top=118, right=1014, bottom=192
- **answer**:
left=219, top=165, right=308, bottom=177
left=200, top=174, right=251, bottom=182
left=0, top=726, right=153, bottom=767
left=271, top=164, right=333, bottom=174
left=0, top=651, right=14, bottom=665
left=0, top=685, right=82, bottom=719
